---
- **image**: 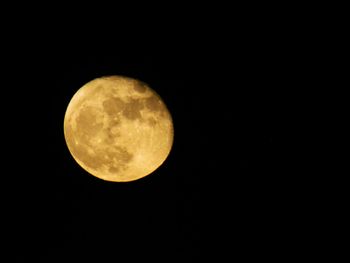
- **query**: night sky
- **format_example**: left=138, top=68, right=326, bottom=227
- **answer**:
left=1, top=16, right=285, bottom=261
left=2, top=40, right=202, bottom=262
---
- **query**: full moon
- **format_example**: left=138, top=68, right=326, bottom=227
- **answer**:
left=63, top=76, right=174, bottom=182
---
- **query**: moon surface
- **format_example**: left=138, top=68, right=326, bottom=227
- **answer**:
left=64, top=76, right=174, bottom=182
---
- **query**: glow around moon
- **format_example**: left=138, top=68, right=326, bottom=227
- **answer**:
left=63, top=76, right=174, bottom=182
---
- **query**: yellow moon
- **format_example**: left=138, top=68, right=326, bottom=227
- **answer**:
left=63, top=76, right=174, bottom=182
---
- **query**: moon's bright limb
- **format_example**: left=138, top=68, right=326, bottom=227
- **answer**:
left=63, top=76, right=174, bottom=182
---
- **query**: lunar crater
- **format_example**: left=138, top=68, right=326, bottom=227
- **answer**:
left=109, top=166, right=120, bottom=173
left=144, top=96, right=162, bottom=111
left=147, top=117, right=158, bottom=126
left=102, top=97, right=125, bottom=115
left=133, top=81, right=147, bottom=93
left=122, top=98, right=144, bottom=120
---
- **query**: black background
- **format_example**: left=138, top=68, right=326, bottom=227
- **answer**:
left=1, top=10, right=288, bottom=262
left=2, top=36, right=203, bottom=262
